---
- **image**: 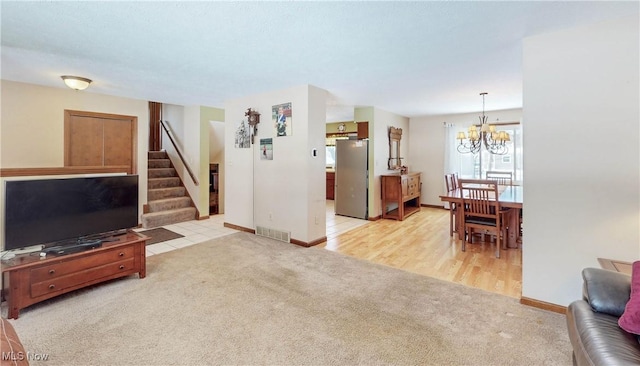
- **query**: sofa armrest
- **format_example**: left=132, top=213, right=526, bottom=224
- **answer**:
left=582, top=267, right=631, bottom=317
left=567, top=300, right=640, bottom=366
left=1, top=317, right=29, bottom=366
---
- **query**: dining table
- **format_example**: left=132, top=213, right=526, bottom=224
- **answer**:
left=440, top=184, right=523, bottom=249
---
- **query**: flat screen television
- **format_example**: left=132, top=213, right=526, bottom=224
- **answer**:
left=3, top=175, right=139, bottom=251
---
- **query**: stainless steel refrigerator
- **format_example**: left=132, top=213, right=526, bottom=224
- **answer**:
left=334, top=139, right=368, bottom=219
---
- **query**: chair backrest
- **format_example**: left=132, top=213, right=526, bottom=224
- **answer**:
left=458, top=179, right=500, bottom=219
left=485, top=171, right=513, bottom=186
left=451, top=173, right=459, bottom=190
left=444, top=174, right=453, bottom=192
left=444, top=173, right=459, bottom=192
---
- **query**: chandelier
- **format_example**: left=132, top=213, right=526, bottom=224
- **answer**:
left=456, top=92, right=510, bottom=155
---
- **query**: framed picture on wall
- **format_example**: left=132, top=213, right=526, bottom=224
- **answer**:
left=235, top=120, right=250, bottom=148
left=272, top=102, right=292, bottom=137
left=260, top=138, right=273, bottom=160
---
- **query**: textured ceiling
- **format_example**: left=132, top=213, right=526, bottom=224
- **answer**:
left=1, top=1, right=637, bottom=122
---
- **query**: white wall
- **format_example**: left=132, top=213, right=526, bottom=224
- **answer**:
left=522, top=15, right=639, bottom=306
left=0, top=80, right=149, bottom=221
left=409, top=109, right=522, bottom=206
left=199, top=106, right=225, bottom=215
left=209, top=120, right=225, bottom=213
left=370, top=108, right=410, bottom=217
left=306, top=86, right=329, bottom=241
left=161, top=104, right=212, bottom=218
left=209, top=123, right=225, bottom=162
left=224, top=84, right=327, bottom=244
left=186, top=105, right=208, bottom=216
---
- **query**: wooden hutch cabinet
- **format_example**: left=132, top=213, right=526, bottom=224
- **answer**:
left=381, top=172, right=421, bottom=220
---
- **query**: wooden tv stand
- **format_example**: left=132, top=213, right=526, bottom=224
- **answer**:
left=1, top=231, right=148, bottom=319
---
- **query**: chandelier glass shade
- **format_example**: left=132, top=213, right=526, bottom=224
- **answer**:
left=456, top=92, right=510, bottom=155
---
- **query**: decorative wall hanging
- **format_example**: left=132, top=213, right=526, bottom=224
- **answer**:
left=388, top=126, right=403, bottom=170
left=235, top=120, right=250, bottom=148
left=260, top=138, right=273, bottom=160
left=272, top=102, right=292, bottom=137
left=245, top=108, right=261, bottom=144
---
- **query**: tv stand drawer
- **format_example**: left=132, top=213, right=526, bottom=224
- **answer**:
left=30, top=246, right=135, bottom=283
left=31, top=258, right=135, bottom=298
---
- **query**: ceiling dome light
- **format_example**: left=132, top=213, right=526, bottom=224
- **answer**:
left=61, top=75, right=92, bottom=90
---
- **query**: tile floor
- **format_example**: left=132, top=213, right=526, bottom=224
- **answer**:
left=325, top=200, right=369, bottom=240
left=136, top=214, right=239, bottom=257
left=140, top=200, right=369, bottom=256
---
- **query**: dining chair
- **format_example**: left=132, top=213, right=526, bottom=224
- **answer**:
left=458, top=179, right=503, bottom=258
left=444, top=173, right=459, bottom=236
left=485, top=171, right=513, bottom=186
left=444, top=173, right=459, bottom=191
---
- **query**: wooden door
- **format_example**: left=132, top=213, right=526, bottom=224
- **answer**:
left=65, top=115, right=103, bottom=166
left=149, top=102, right=162, bottom=151
left=64, top=110, right=137, bottom=174
left=104, top=119, right=133, bottom=167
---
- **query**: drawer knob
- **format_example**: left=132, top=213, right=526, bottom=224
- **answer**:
left=119, top=265, right=125, bottom=270
left=48, top=284, right=55, bottom=290
left=119, top=252, right=125, bottom=257
left=49, top=269, right=55, bottom=275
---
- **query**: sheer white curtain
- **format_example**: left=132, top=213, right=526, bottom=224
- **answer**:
left=443, top=122, right=464, bottom=209
left=443, top=122, right=463, bottom=178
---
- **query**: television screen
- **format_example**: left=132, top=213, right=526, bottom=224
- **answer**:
left=4, top=175, right=139, bottom=251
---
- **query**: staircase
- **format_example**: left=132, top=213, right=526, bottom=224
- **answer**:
left=141, top=151, right=197, bottom=228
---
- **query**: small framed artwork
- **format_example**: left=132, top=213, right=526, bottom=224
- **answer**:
left=260, top=138, right=273, bottom=160
left=272, top=102, right=292, bottom=137
left=235, top=120, right=250, bottom=148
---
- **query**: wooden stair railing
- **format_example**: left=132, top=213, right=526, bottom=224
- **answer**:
left=159, top=120, right=199, bottom=186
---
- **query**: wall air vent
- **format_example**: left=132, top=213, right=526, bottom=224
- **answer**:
left=255, top=226, right=291, bottom=243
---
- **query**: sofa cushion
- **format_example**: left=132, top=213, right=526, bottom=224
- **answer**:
left=582, top=267, right=631, bottom=317
left=567, top=300, right=640, bottom=366
left=619, top=261, right=640, bottom=334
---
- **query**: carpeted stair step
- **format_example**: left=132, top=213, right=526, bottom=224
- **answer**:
left=145, top=150, right=196, bottom=227
left=148, top=151, right=167, bottom=159
left=148, top=187, right=186, bottom=201
left=141, top=207, right=196, bottom=228
left=148, top=159, right=171, bottom=168
left=148, top=177, right=181, bottom=189
left=148, top=197, right=193, bottom=212
left=149, top=168, right=177, bottom=178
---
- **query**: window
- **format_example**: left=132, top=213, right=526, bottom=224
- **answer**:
left=325, top=134, right=350, bottom=169
left=326, top=146, right=336, bottom=168
left=451, top=123, right=523, bottom=183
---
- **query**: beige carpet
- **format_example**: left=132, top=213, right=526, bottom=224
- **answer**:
left=5, top=232, right=571, bottom=365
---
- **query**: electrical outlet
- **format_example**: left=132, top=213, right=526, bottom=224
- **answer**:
left=314, top=215, right=318, bottom=225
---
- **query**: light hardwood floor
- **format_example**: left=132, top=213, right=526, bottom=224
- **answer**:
left=315, top=206, right=522, bottom=299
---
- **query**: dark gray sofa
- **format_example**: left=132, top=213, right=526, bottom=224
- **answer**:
left=566, top=267, right=640, bottom=365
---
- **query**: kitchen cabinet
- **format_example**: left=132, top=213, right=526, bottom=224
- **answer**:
left=326, top=171, right=335, bottom=200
